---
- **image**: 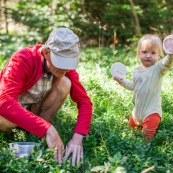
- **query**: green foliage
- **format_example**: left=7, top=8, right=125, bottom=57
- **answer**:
left=0, top=146, right=62, bottom=173
left=6, top=0, right=82, bottom=42
left=1, top=0, right=173, bottom=46
left=0, top=39, right=173, bottom=172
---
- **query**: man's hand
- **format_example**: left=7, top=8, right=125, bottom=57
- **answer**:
left=46, top=125, right=64, bottom=165
left=64, top=133, right=84, bottom=166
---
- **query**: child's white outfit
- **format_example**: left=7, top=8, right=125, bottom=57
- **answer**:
left=120, top=55, right=173, bottom=126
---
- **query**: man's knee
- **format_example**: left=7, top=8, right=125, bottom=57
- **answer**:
left=53, top=76, right=71, bottom=95
left=0, top=116, right=17, bottom=132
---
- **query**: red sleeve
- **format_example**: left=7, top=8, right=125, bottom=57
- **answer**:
left=0, top=52, right=51, bottom=137
left=66, top=70, right=92, bottom=135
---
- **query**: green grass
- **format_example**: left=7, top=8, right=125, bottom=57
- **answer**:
left=0, top=42, right=173, bottom=172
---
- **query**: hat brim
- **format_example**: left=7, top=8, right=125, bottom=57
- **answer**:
left=50, top=51, right=79, bottom=70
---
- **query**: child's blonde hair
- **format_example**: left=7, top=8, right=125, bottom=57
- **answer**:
left=137, top=34, right=163, bottom=57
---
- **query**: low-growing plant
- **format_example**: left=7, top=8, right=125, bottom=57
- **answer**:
left=0, top=42, right=173, bottom=172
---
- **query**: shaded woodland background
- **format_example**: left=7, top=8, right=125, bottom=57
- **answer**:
left=1, top=0, right=173, bottom=48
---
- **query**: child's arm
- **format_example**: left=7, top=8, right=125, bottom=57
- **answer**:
left=114, top=76, right=134, bottom=91
left=161, top=54, right=173, bottom=69
left=160, top=53, right=173, bottom=76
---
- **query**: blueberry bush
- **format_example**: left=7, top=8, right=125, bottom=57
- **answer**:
left=0, top=42, right=173, bottom=173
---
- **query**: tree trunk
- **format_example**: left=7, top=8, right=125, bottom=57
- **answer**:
left=129, top=0, right=141, bottom=35
left=51, top=0, right=57, bottom=15
left=1, top=0, right=9, bottom=34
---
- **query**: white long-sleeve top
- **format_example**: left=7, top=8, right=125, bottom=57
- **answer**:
left=121, top=55, right=173, bottom=125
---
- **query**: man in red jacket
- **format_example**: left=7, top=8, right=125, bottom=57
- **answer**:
left=0, top=28, right=92, bottom=166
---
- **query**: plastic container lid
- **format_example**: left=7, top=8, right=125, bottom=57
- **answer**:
left=163, top=34, right=173, bottom=54
left=110, top=62, right=126, bottom=77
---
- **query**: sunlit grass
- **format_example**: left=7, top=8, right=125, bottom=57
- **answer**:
left=0, top=44, right=173, bottom=172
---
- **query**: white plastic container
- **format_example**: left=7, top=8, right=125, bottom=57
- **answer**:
left=9, top=142, right=40, bottom=158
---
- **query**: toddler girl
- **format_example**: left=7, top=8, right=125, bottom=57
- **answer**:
left=114, top=34, right=173, bottom=139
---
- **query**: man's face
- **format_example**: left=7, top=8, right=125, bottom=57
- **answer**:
left=43, top=48, right=69, bottom=77
left=49, top=64, right=69, bottom=78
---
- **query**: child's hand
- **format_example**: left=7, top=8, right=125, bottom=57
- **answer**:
left=163, top=35, right=173, bottom=54
left=113, top=75, right=124, bottom=84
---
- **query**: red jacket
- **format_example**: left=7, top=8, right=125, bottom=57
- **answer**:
left=0, top=45, right=92, bottom=137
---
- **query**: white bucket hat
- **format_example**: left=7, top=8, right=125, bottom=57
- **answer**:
left=44, top=28, right=79, bottom=70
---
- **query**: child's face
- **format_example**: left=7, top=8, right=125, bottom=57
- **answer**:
left=139, top=40, right=160, bottom=67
